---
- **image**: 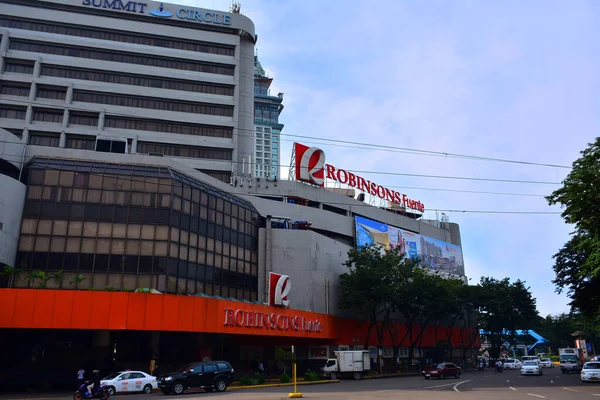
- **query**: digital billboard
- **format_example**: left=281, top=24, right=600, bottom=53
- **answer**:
left=354, top=216, right=465, bottom=276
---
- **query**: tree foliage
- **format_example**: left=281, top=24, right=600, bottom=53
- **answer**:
left=547, top=138, right=600, bottom=316
left=536, top=312, right=600, bottom=352
left=476, top=277, right=538, bottom=359
left=339, top=244, right=476, bottom=366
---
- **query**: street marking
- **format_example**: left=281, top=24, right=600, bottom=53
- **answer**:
left=510, top=387, right=517, bottom=391
left=453, top=380, right=470, bottom=393
left=555, top=375, right=561, bottom=378
left=527, top=394, right=546, bottom=399
left=506, top=379, right=510, bottom=383
left=562, top=387, right=577, bottom=392
left=592, top=394, right=600, bottom=397
left=421, top=382, right=460, bottom=389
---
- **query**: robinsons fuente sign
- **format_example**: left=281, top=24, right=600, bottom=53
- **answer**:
left=81, top=1, right=233, bottom=26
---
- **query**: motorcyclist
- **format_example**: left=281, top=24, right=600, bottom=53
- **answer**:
left=86, top=370, right=101, bottom=396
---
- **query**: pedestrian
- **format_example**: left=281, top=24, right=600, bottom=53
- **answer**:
left=77, top=368, right=85, bottom=389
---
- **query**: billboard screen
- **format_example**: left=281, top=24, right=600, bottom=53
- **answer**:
left=354, top=216, right=465, bottom=276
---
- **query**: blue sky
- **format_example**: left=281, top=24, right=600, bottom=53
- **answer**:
left=177, top=0, right=599, bottom=316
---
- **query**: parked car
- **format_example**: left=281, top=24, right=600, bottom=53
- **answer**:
left=539, top=358, right=553, bottom=368
left=580, top=361, right=600, bottom=383
left=158, top=361, right=234, bottom=395
left=423, top=362, right=462, bottom=380
left=503, top=359, right=522, bottom=370
left=100, top=371, right=157, bottom=395
left=521, top=360, right=543, bottom=376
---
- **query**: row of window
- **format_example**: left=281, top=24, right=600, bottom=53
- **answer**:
left=37, top=64, right=235, bottom=96
left=19, top=236, right=255, bottom=272
left=29, top=170, right=254, bottom=221
left=10, top=40, right=235, bottom=76
left=105, top=116, right=233, bottom=138
left=21, top=219, right=257, bottom=261
left=10, top=264, right=257, bottom=299
left=0, top=17, right=235, bottom=56
left=72, top=90, right=234, bottom=117
left=137, top=141, right=232, bottom=160
left=0, top=104, right=233, bottom=139
left=22, top=202, right=257, bottom=250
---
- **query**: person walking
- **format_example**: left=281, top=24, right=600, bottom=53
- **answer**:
left=77, top=368, right=85, bottom=389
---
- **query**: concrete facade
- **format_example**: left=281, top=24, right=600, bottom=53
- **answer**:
left=0, top=174, right=26, bottom=268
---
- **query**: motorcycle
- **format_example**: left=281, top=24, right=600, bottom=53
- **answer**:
left=73, top=382, right=110, bottom=400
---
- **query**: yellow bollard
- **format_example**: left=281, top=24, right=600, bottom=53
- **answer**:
left=288, top=363, right=303, bottom=398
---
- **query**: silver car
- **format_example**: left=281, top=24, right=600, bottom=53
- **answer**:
left=521, top=360, right=543, bottom=376
left=503, top=359, right=522, bottom=370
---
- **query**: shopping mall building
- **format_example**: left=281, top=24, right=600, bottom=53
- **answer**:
left=0, top=0, right=478, bottom=390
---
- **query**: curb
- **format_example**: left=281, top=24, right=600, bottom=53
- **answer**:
left=229, top=380, right=340, bottom=390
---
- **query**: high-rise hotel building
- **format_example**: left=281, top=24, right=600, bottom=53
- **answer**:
left=253, top=55, right=283, bottom=179
left=1, top=0, right=257, bottom=184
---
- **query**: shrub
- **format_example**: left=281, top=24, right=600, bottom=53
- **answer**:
left=304, top=369, right=319, bottom=381
left=280, top=373, right=291, bottom=383
left=239, top=372, right=265, bottom=386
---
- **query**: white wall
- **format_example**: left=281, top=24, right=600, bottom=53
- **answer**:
left=0, top=175, right=26, bottom=267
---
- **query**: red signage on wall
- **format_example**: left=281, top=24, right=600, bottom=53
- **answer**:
left=294, top=142, right=425, bottom=212
left=268, top=272, right=290, bottom=307
left=223, top=308, right=323, bottom=333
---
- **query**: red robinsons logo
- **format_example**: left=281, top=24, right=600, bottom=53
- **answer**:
left=293, top=142, right=425, bottom=213
left=295, top=143, right=326, bottom=187
left=269, top=272, right=290, bottom=307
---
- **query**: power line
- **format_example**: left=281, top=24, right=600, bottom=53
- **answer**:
left=0, top=149, right=558, bottom=215
left=1, top=97, right=572, bottom=169
left=0, top=141, right=563, bottom=186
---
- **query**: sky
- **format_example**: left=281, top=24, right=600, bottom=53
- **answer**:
left=175, top=0, right=600, bottom=316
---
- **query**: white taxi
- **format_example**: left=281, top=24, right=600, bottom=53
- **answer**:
left=101, top=371, right=157, bottom=395
left=581, top=361, right=600, bottom=383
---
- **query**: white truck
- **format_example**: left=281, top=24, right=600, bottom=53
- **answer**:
left=559, top=348, right=583, bottom=374
left=321, top=350, right=371, bottom=380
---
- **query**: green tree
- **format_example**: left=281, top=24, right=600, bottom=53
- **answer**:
left=477, top=277, right=538, bottom=360
left=339, top=244, right=403, bottom=370
left=547, top=138, right=600, bottom=316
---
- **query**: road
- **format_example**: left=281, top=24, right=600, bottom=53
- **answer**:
left=3, top=368, right=599, bottom=400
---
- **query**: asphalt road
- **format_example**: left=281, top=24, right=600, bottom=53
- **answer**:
left=3, top=368, right=599, bottom=400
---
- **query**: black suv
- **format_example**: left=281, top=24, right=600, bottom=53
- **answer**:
left=158, top=361, right=234, bottom=394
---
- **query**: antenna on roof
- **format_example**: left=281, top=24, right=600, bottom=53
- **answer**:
left=230, top=0, right=241, bottom=14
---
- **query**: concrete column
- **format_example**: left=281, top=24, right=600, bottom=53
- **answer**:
left=22, top=128, right=29, bottom=144
left=62, top=109, right=69, bottom=129
left=66, top=83, right=74, bottom=104
left=98, top=110, right=106, bottom=131
left=29, top=82, right=36, bottom=102
left=0, top=30, right=9, bottom=75
left=33, top=57, right=42, bottom=78
left=25, top=105, right=33, bottom=125
left=59, top=131, right=66, bottom=148
left=131, top=135, right=138, bottom=153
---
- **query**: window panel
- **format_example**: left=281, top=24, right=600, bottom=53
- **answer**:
left=154, top=241, right=168, bottom=256
left=126, top=240, right=139, bottom=255
left=34, top=236, right=50, bottom=252
left=21, top=219, right=37, bottom=234
left=83, top=221, right=97, bottom=237
left=156, top=226, right=169, bottom=240
left=66, top=237, right=80, bottom=252
left=97, top=238, right=110, bottom=253
left=111, top=239, right=125, bottom=254
left=140, top=241, right=153, bottom=256
left=81, top=238, right=95, bottom=253
left=141, top=225, right=155, bottom=239
left=19, top=235, right=34, bottom=251
left=179, top=245, right=188, bottom=261
left=112, top=224, right=126, bottom=238
left=206, top=252, right=214, bottom=267
left=127, top=224, right=141, bottom=239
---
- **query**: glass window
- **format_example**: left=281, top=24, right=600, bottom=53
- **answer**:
left=112, top=224, right=126, bottom=238
left=66, top=237, right=80, bottom=252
